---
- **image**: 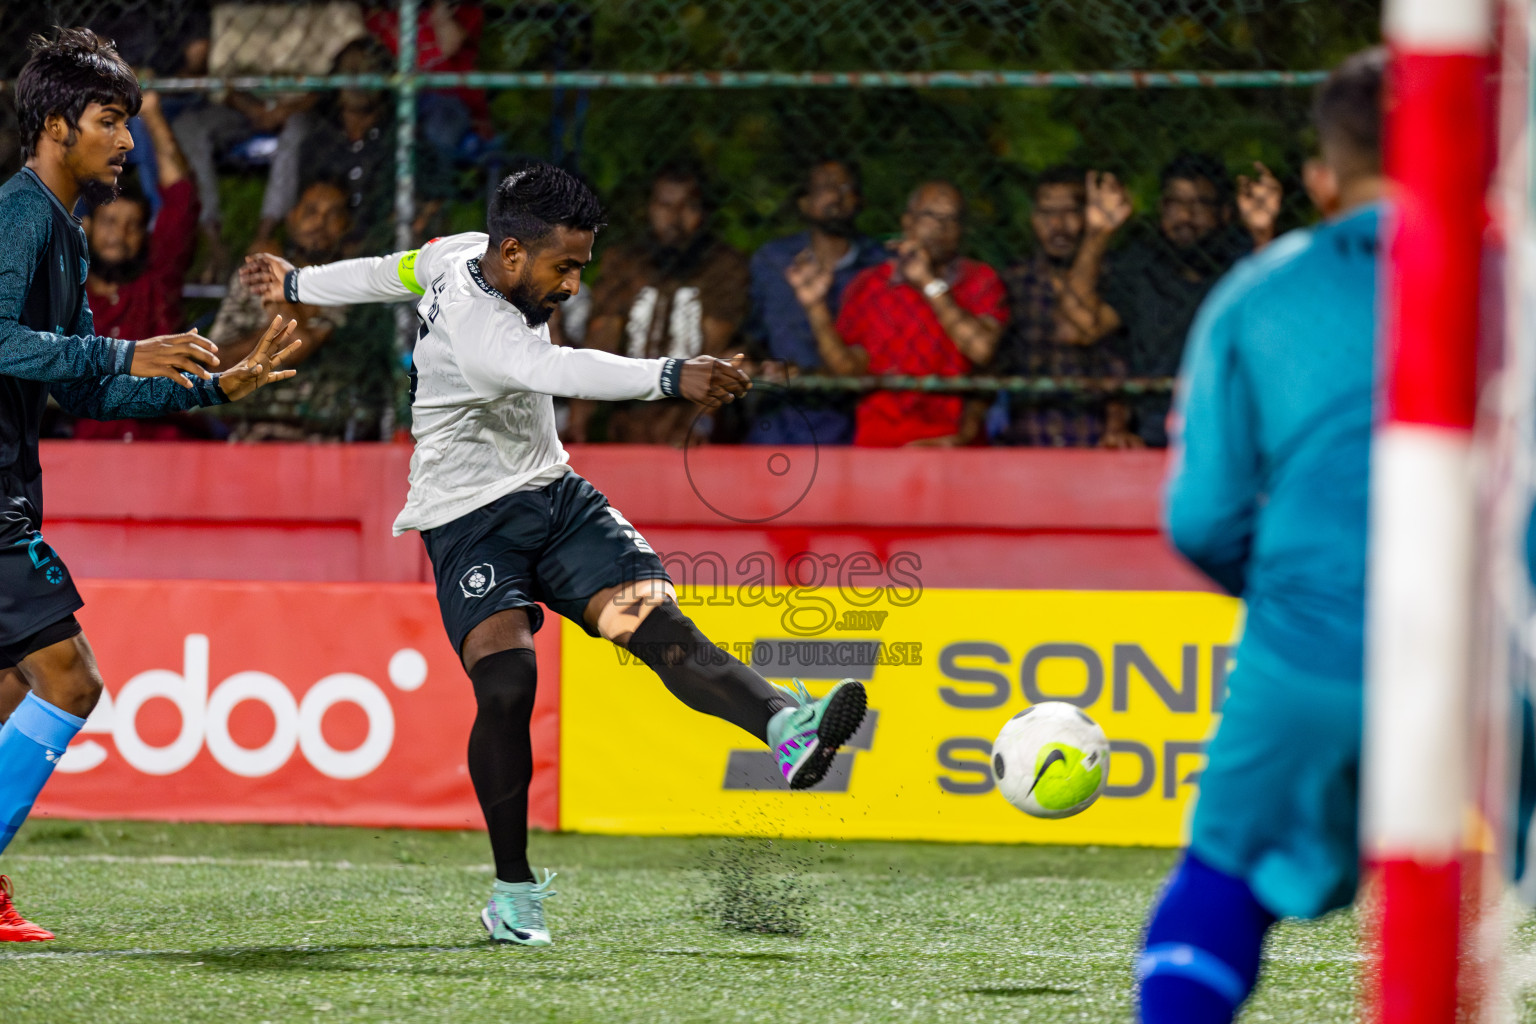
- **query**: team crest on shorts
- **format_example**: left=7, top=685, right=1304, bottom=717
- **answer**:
left=460, top=563, right=496, bottom=598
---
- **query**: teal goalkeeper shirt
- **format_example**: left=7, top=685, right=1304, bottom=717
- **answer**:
left=1165, top=202, right=1380, bottom=683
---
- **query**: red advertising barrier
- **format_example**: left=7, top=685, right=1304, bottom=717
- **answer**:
left=34, top=580, right=561, bottom=831
left=39, top=442, right=1211, bottom=591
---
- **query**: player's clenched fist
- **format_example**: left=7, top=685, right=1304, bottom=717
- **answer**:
left=129, top=329, right=220, bottom=388
left=240, top=252, right=297, bottom=304
left=678, top=353, right=751, bottom=409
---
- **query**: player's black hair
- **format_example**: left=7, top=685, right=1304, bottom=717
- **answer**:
left=487, top=161, right=607, bottom=250
left=1160, top=152, right=1232, bottom=206
left=1034, top=164, right=1087, bottom=195
left=18, top=27, right=142, bottom=162
left=1314, top=47, right=1385, bottom=173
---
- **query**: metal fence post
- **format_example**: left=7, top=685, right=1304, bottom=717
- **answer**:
left=393, top=0, right=421, bottom=360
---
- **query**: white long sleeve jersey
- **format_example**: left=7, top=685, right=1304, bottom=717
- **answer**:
left=286, top=232, right=683, bottom=534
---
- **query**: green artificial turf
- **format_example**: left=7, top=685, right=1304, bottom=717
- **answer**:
left=0, top=820, right=1371, bottom=1022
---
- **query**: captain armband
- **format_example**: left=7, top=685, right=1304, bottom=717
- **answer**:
left=396, top=249, right=425, bottom=295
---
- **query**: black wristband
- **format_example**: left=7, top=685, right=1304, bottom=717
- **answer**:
left=659, top=358, right=683, bottom=399
left=283, top=269, right=301, bottom=303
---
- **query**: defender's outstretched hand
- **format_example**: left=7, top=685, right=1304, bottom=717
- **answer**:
left=217, top=315, right=302, bottom=401
left=679, top=353, right=751, bottom=410
left=130, top=329, right=220, bottom=388
left=240, top=252, right=297, bottom=303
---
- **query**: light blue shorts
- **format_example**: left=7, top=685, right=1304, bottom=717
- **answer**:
left=1189, top=654, right=1362, bottom=920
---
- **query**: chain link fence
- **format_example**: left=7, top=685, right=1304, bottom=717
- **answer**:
left=0, top=0, right=1381, bottom=444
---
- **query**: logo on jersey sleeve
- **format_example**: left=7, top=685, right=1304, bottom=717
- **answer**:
left=460, top=564, right=496, bottom=598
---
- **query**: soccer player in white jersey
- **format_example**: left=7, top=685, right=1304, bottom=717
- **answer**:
left=241, top=162, right=866, bottom=948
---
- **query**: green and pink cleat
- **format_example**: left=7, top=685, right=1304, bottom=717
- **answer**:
left=766, top=678, right=868, bottom=789
left=481, top=871, right=557, bottom=947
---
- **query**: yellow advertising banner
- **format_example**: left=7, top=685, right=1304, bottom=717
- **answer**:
left=560, top=588, right=1242, bottom=846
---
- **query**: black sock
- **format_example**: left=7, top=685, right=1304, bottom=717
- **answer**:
left=626, top=602, right=791, bottom=743
left=467, top=648, right=538, bottom=884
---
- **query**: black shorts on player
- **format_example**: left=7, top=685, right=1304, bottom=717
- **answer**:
left=0, top=515, right=84, bottom=669
left=423, top=471, right=670, bottom=653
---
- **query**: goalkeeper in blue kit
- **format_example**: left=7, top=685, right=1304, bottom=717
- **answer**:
left=1135, top=50, right=1386, bottom=1022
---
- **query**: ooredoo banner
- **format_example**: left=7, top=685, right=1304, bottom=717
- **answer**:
left=35, top=581, right=1240, bottom=846
left=560, top=588, right=1242, bottom=846
left=34, top=580, right=561, bottom=831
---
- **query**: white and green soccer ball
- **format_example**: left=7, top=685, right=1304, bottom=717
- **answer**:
left=991, top=702, right=1109, bottom=819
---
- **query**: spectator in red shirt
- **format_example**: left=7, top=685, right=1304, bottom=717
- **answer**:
left=788, top=180, right=1008, bottom=446
left=82, top=88, right=199, bottom=341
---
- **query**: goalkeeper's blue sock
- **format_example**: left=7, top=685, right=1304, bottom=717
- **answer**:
left=0, top=692, right=85, bottom=855
left=1136, top=851, right=1276, bottom=1024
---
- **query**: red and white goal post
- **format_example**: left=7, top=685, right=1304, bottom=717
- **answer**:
left=1367, top=0, right=1525, bottom=1020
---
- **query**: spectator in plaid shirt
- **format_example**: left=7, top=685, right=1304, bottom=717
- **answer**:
left=991, top=166, right=1133, bottom=448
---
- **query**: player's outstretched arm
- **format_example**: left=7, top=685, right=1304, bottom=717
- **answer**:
left=457, top=314, right=752, bottom=406
left=50, top=317, right=300, bottom=421
left=0, top=314, right=137, bottom=383
left=243, top=249, right=428, bottom=307
left=0, top=191, right=137, bottom=382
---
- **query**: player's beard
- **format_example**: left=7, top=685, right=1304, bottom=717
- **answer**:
left=79, top=178, right=120, bottom=209
left=508, top=268, right=566, bottom=327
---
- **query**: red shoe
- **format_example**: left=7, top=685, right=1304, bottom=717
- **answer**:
left=0, top=875, right=54, bottom=941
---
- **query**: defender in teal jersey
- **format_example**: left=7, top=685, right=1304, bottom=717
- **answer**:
left=0, top=28, right=299, bottom=942
left=1134, top=50, right=1387, bottom=1023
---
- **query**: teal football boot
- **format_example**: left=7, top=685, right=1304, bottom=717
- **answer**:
left=765, top=678, right=867, bottom=789
left=480, top=870, right=557, bottom=946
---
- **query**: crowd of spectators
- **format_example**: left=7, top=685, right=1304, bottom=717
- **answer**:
left=0, top=5, right=1288, bottom=449
left=555, top=154, right=1281, bottom=449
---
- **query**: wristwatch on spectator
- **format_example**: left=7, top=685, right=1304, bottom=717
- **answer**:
left=923, top=279, right=950, bottom=300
